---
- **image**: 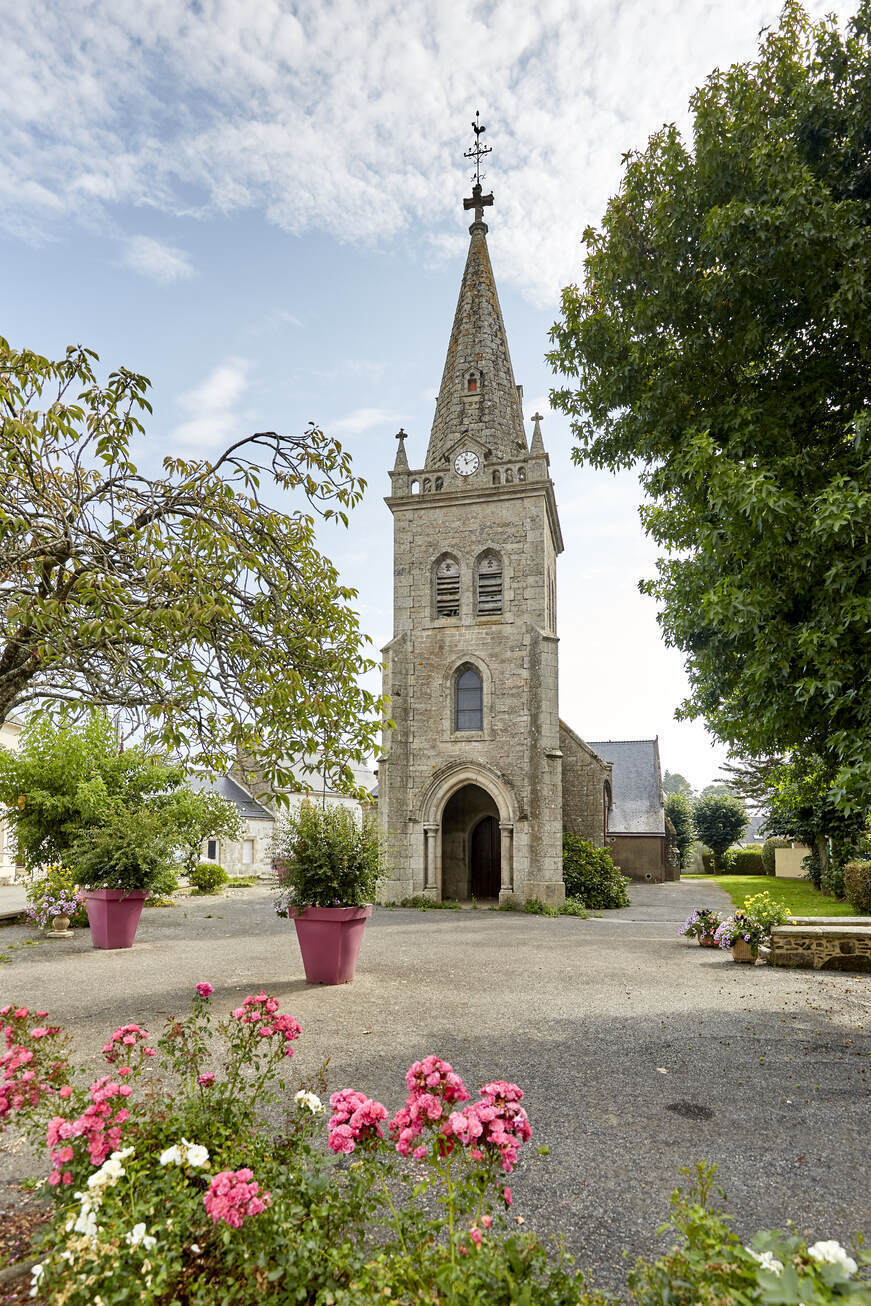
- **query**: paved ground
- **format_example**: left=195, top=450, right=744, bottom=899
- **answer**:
left=1, top=880, right=869, bottom=1297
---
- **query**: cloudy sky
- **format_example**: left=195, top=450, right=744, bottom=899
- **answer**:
left=2, top=0, right=855, bottom=788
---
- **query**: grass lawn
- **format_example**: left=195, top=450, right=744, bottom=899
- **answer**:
left=684, top=873, right=858, bottom=916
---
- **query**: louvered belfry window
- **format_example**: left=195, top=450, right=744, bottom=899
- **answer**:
left=456, top=667, right=483, bottom=732
left=435, top=558, right=460, bottom=617
left=477, top=554, right=503, bottom=615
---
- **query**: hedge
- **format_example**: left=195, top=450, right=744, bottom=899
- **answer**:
left=844, top=861, right=871, bottom=914
left=731, top=849, right=764, bottom=875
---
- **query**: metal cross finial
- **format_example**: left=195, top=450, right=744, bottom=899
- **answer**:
left=396, top=428, right=407, bottom=441
left=462, top=111, right=494, bottom=225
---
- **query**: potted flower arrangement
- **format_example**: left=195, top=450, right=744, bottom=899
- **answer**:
left=679, top=907, right=723, bottom=948
left=70, top=806, right=177, bottom=950
left=714, top=891, right=792, bottom=964
left=713, top=911, right=765, bottom=962
left=272, top=802, right=383, bottom=985
left=25, top=863, right=88, bottom=936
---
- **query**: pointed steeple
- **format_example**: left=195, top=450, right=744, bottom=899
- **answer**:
left=424, top=121, right=527, bottom=469
left=530, top=411, right=545, bottom=454
left=392, top=428, right=409, bottom=472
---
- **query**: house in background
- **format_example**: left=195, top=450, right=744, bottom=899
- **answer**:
left=0, top=718, right=22, bottom=884
left=586, top=739, right=674, bottom=883
left=191, top=759, right=378, bottom=879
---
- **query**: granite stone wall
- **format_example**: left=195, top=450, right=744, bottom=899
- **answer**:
left=559, top=722, right=611, bottom=847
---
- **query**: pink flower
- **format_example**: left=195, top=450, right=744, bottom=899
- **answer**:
left=196, top=982, right=213, bottom=999
left=231, top=1007, right=245, bottom=1020
left=482, top=1214, right=492, bottom=1229
left=59, top=1085, right=73, bottom=1099
left=503, top=1187, right=512, bottom=1206
left=198, top=1073, right=215, bottom=1087
left=204, top=1168, right=271, bottom=1227
left=30, top=1028, right=49, bottom=1039
left=13, top=1009, right=28, bottom=1020
left=469, top=1227, right=482, bottom=1247
left=328, top=1089, right=388, bottom=1154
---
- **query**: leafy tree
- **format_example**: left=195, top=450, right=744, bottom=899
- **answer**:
left=548, top=3, right=871, bottom=817
left=0, top=709, right=182, bottom=869
left=692, top=793, right=748, bottom=870
left=0, top=339, right=384, bottom=796
left=699, top=783, right=735, bottom=799
left=664, top=790, right=695, bottom=869
left=662, top=770, right=693, bottom=797
left=163, top=788, right=244, bottom=880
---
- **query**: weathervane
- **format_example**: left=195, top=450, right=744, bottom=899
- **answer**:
left=463, top=110, right=494, bottom=225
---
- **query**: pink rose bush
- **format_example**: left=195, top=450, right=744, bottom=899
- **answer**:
left=327, top=1089, right=389, bottom=1153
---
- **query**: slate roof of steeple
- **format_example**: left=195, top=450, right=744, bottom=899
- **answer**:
left=424, top=219, right=528, bottom=469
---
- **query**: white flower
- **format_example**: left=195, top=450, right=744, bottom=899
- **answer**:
left=746, top=1247, right=784, bottom=1276
left=295, top=1090, right=324, bottom=1114
left=126, top=1222, right=157, bottom=1251
left=159, top=1138, right=209, bottom=1167
left=190, top=1244, right=202, bottom=1255
left=182, top=1139, right=209, bottom=1167
left=29, top=1263, right=44, bottom=1298
left=807, top=1240, right=857, bottom=1276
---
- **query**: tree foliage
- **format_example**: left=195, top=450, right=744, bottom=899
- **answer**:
left=664, top=790, right=695, bottom=869
left=0, top=339, right=384, bottom=796
left=0, top=709, right=181, bottom=869
left=662, top=770, right=693, bottom=797
left=692, top=793, right=748, bottom=869
left=548, top=2, right=871, bottom=815
left=164, top=788, right=244, bottom=880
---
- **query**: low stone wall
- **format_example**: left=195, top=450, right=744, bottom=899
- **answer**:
left=770, top=917, right=871, bottom=972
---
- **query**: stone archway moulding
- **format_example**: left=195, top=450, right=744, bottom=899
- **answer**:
left=416, top=759, right=517, bottom=826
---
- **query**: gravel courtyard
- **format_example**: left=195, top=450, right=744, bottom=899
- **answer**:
left=1, top=880, right=869, bottom=1297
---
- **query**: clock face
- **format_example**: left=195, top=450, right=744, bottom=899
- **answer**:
left=454, top=450, right=479, bottom=477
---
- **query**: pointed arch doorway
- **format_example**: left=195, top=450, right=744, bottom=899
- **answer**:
left=440, top=783, right=501, bottom=901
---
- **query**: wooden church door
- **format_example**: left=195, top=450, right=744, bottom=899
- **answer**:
left=470, top=816, right=501, bottom=899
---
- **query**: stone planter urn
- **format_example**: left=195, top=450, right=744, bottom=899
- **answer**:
left=51, top=914, right=71, bottom=934
left=731, top=938, right=756, bottom=964
left=289, top=905, right=372, bottom=984
left=84, top=890, right=149, bottom=950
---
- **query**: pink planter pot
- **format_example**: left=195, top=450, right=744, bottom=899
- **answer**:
left=290, top=905, right=372, bottom=985
left=84, top=889, right=149, bottom=950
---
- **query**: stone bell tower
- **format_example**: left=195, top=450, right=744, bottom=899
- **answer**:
left=378, top=119, right=564, bottom=905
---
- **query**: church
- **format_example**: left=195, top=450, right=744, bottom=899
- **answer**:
left=376, top=134, right=670, bottom=904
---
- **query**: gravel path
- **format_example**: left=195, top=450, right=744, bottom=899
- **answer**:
left=1, top=880, right=869, bottom=1297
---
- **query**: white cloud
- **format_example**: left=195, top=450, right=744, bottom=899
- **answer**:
left=331, top=406, right=402, bottom=435
left=172, top=357, right=252, bottom=448
left=0, top=0, right=857, bottom=305
left=124, top=235, right=194, bottom=283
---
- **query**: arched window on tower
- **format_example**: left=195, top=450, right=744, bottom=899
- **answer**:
left=467, top=372, right=478, bottom=393
left=435, top=557, right=460, bottom=618
left=455, top=666, right=483, bottom=732
left=477, top=553, right=503, bottom=616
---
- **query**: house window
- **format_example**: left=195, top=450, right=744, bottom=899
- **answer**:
left=435, top=557, right=460, bottom=618
left=242, top=838, right=254, bottom=865
left=206, top=840, right=218, bottom=861
left=477, top=554, right=503, bottom=616
left=455, top=667, right=483, bottom=732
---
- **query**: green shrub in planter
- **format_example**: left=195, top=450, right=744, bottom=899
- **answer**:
left=69, top=806, right=177, bottom=894
left=272, top=802, right=384, bottom=909
left=189, top=862, right=229, bottom=894
left=844, top=861, right=871, bottom=914
left=562, top=835, right=630, bottom=910
left=761, top=837, right=791, bottom=876
left=731, top=849, right=764, bottom=875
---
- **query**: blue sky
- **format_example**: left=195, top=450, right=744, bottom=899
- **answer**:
left=2, top=0, right=853, bottom=788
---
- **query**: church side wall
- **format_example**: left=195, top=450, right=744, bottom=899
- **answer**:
left=560, top=724, right=609, bottom=847
left=609, top=834, right=666, bottom=883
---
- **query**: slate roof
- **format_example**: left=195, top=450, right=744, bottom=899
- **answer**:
left=587, top=739, right=665, bottom=836
left=186, top=773, right=275, bottom=822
